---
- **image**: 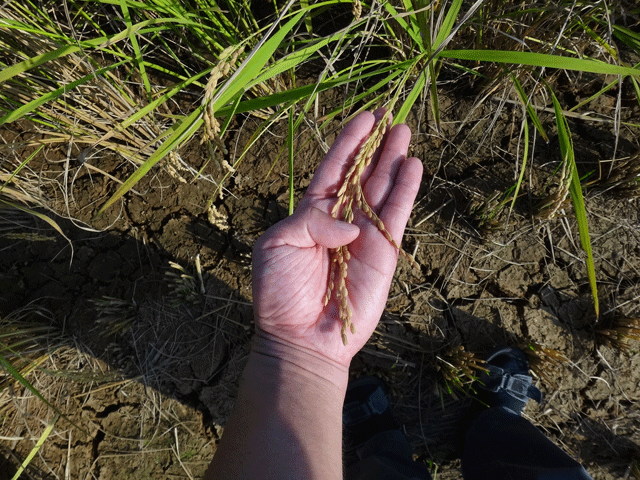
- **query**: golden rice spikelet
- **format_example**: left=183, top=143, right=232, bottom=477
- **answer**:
left=352, top=0, right=362, bottom=21
left=325, top=111, right=419, bottom=345
left=202, top=45, right=244, bottom=151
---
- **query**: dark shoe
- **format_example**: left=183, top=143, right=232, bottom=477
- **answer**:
left=475, top=346, right=542, bottom=415
left=455, top=346, right=542, bottom=456
left=343, top=376, right=397, bottom=456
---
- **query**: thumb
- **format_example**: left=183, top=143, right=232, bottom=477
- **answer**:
left=305, top=207, right=360, bottom=248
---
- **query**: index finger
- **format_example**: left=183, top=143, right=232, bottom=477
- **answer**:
left=305, top=111, right=375, bottom=199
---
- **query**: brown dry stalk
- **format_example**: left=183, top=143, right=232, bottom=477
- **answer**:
left=324, top=111, right=419, bottom=345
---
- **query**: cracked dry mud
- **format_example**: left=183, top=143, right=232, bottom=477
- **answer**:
left=1, top=85, right=640, bottom=479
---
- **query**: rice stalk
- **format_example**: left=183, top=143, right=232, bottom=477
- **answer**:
left=201, top=44, right=245, bottom=155
left=324, top=105, right=419, bottom=345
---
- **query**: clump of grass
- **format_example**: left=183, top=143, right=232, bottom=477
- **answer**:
left=435, top=345, right=487, bottom=398
left=586, top=150, right=640, bottom=198
left=90, top=296, right=139, bottom=336
left=466, top=190, right=510, bottom=235
left=0, top=304, right=60, bottom=395
left=165, top=260, right=204, bottom=306
left=521, top=341, right=568, bottom=387
left=596, top=316, right=640, bottom=353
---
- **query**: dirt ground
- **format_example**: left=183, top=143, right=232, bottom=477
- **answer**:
left=1, top=76, right=640, bottom=479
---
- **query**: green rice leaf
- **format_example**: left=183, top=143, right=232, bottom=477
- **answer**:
left=10, top=415, right=59, bottom=480
left=119, top=0, right=151, bottom=97
left=549, top=89, right=599, bottom=318
left=510, top=119, right=529, bottom=214
left=509, top=72, right=548, bottom=142
left=395, top=61, right=428, bottom=124
left=442, top=50, right=640, bottom=77
left=0, top=62, right=126, bottom=125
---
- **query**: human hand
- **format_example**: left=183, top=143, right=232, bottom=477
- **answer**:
left=252, top=110, right=422, bottom=368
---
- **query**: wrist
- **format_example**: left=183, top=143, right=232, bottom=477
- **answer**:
left=251, top=329, right=350, bottom=393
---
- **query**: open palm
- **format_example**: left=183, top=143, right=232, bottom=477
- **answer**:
left=252, top=110, right=423, bottom=367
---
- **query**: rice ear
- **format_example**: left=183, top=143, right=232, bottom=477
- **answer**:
left=326, top=110, right=419, bottom=345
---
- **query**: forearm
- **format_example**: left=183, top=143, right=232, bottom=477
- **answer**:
left=203, top=332, right=349, bottom=480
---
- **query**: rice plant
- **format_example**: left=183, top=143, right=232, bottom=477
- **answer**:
left=90, top=296, right=139, bottom=336
left=596, top=316, right=640, bottom=353
left=585, top=149, right=640, bottom=198
left=165, top=260, right=205, bottom=306
left=435, top=345, right=488, bottom=398
left=0, top=304, right=60, bottom=396
left=0, top=0, right=372, bottom=219
left=521, top=341, right=569, bottom=387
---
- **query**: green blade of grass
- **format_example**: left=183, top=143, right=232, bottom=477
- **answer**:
left=442, top=50, right=640, bottom=78
left=0, top=351, right=68, bottom=419
left=395, top=60, right=428, bottom=124
left=510, top=118, right=529, bottom=214
left=119, top=0, right=151, bottom=98
left=0, top=61, right=127, bottom=125
left=549, top=88, right=599, bottom=318
left=288, top=105, right=295, bottom=215
left=0, top=17, right=202, bottom=85
left=611, top=24, right=640, bottom=53
left=509, top=72, right=548, bottom=142
left=10, top=414, right=59, bottom=480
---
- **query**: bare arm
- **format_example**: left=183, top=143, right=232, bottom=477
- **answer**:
left=203, top=110, right=423, bottom=480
